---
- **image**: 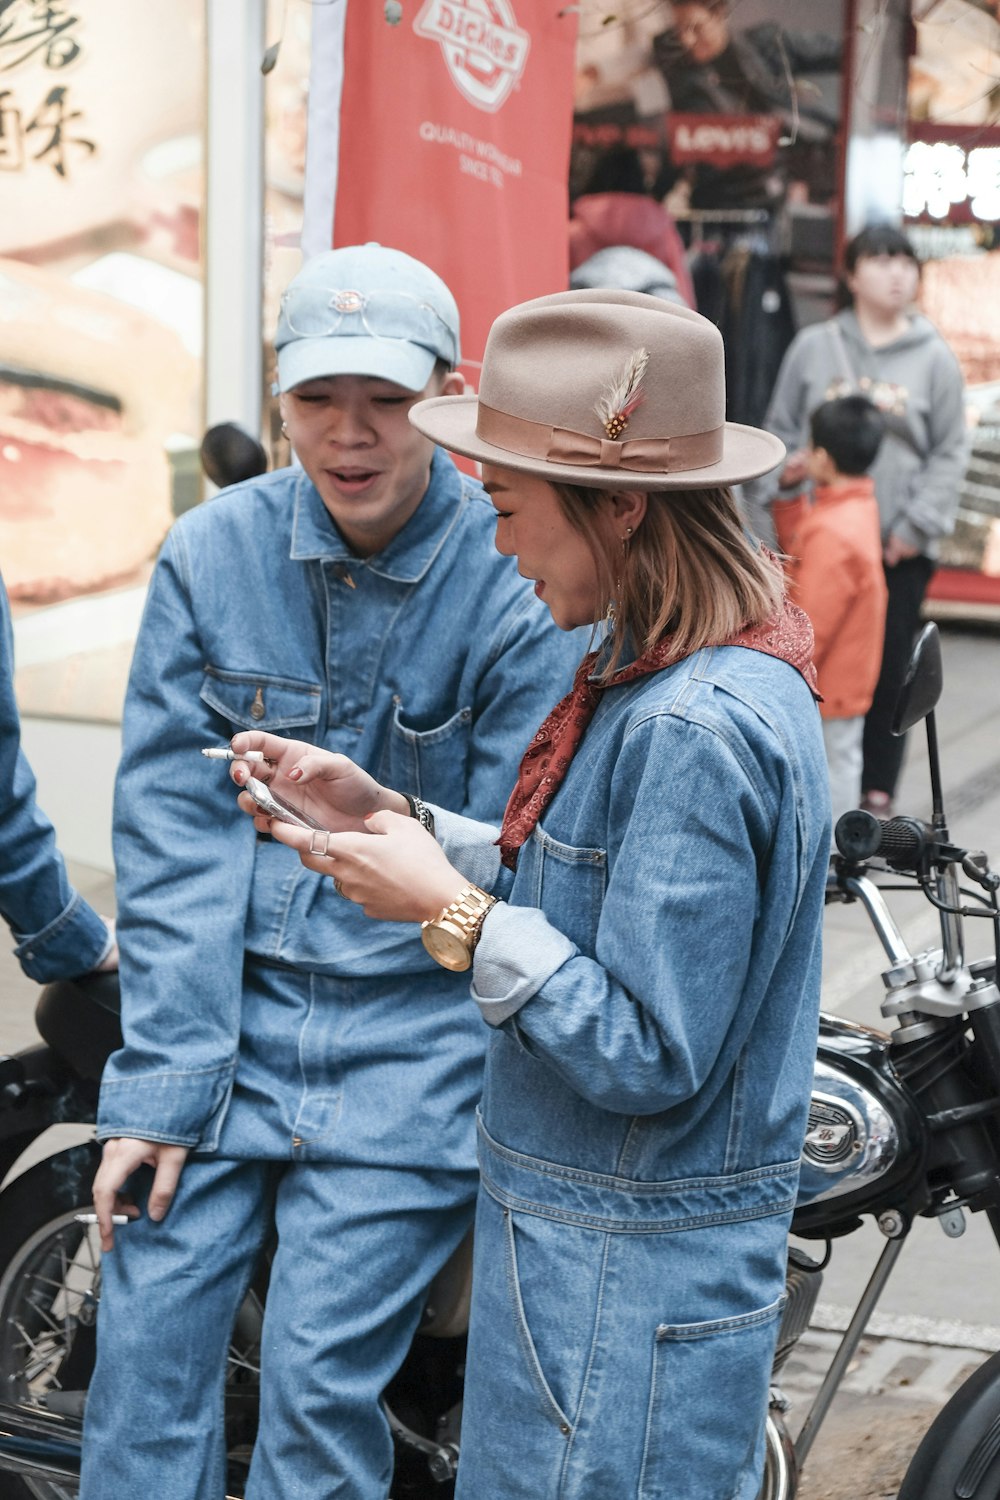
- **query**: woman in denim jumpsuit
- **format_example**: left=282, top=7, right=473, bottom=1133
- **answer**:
left=232, top=290, right=831, bottom=1498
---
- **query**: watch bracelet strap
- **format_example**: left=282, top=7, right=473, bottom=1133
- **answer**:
left=435, top=883, right=497, bottom=947
left=403, top=792, right=436, bottom=836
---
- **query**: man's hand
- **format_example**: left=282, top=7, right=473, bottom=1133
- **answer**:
left=267, top=809, right=468, bottom=923
left=92, top=1138, right=189, bottom=1252
left=883, top=534, right=920, bottom=567
left=228, top=731, right=408, bottom=835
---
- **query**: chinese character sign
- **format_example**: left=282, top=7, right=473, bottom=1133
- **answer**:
left=331, top=0, right=579, bottom=377
left=904, top=139, right=1000, bottom=221
left=0, top=1, right=93, bottom=179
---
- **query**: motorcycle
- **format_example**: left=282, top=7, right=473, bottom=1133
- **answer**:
left=1, top=620, right=999, bottom=1498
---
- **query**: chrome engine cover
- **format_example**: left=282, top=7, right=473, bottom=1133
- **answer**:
left=796, top=1019, right=907, bottom=1209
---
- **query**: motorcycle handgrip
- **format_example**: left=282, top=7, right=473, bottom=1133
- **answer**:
left=835, top=809, right=929, bottom=869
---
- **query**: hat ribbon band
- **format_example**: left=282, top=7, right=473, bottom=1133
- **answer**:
left=477, top=404, right=724, bottom=473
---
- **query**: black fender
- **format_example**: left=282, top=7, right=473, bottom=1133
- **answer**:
left=897, top=1348, right=1000, bottom=1499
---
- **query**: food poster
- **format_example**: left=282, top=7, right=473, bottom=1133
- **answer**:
left=0, top=0, right=204, bottom=723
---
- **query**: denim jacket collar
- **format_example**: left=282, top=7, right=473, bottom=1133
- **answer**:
left=289, top=449, right=466, bottom=583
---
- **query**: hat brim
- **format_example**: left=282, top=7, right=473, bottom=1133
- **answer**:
left=410, top=394, right=785, bottom=490
left=278, top=336, right=437, bottom=394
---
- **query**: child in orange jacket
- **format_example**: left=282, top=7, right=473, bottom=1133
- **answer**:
left=786, top=395, right=888, bottom=833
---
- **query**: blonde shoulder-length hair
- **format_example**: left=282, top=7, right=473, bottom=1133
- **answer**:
left=553, top=482, right=785, bottom=679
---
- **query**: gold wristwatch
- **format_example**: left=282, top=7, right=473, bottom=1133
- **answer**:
left=421, top=884, right=497, bottom=972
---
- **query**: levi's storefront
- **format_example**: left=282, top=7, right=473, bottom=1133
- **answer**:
left=572, top=0, right=1000, bottom=614
left=571, top=0, right=848, bottom=429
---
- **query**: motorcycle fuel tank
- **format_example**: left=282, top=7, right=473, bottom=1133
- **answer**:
left=794, top=1013, right=926, bottom=1235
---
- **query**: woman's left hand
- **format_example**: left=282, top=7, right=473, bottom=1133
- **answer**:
left=265, top=808, right=469, bottom=922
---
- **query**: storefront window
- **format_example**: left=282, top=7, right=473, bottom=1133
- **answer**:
left=907, top=0, right=1000, bottom=609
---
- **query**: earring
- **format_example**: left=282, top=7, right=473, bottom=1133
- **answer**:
left=280, top=420, right=289, bottom=439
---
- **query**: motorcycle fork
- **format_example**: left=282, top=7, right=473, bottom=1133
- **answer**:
left=792, top=1232, right=907, bottom=1467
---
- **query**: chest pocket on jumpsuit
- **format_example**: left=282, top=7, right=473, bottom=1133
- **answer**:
left=378, top=699, right=473, bottom=810
left=199, top=666, right=322, bottom=737
left=517, top=821, right=607, bottom=953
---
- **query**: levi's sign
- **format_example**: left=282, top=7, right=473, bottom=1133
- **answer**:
left=414, top=0, right=530, bottom=113
left=667, top=114, right=781, bottom=170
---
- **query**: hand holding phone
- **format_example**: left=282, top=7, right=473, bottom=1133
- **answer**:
left=243, top=775, right=327, bottom=831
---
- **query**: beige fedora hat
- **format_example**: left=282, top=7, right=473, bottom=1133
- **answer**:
left=410, top=288, right=784, bottom=490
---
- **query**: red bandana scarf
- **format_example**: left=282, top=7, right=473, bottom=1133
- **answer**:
left=497, top=593, right=819, bottom=870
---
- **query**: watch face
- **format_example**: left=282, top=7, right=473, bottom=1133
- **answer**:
left=422, top=923, right=472, bottom=972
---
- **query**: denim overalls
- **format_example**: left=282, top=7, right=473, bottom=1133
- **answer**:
left=435, top=643, right=830, bottom=1498
left=81, top=454, right=581, bottom=1499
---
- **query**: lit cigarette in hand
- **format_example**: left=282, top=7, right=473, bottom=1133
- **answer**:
left=200, top=747, right=269, bottom=762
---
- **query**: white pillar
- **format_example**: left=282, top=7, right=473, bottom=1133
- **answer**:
left=204, top=0, right=267, bottom=436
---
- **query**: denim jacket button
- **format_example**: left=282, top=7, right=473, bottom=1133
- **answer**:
left=560, top=1423, right=570, bottom=1437
left=250, top=687, right=265, bottom=720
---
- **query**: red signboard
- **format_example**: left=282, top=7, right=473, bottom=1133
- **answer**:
left=332, top=0, right=578, bottom=383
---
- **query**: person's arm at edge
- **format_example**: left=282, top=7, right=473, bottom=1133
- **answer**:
left=0, top=574, right=113, bottom=980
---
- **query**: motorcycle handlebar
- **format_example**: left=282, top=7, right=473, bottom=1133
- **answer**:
left=835, top=810, right=929, bottom=870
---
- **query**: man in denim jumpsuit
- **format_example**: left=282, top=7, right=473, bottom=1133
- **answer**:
left=80, top=245, right=579, bottom=1498
left=0, top=572, right=116, bottom=979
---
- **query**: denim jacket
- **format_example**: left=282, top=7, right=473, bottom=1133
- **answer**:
left=436, top=643, right=830, bottom=1210
left=0, top=572, right=110, bottom=982
left=98, top=452, right=581, bottom=1148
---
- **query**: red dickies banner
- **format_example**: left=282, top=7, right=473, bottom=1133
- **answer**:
left=332, top=0, right=578, bottom=381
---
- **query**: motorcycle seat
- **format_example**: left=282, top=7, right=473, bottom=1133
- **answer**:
left=34, top=973, right=123, bottom=1084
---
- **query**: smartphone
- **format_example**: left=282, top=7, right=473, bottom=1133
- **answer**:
left=243, top=775, right=326, bottom=832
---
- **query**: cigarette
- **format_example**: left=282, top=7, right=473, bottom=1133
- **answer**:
left=74, top=1213, right=131, bottom=1226
left=200, top=747, right=268, bottom=762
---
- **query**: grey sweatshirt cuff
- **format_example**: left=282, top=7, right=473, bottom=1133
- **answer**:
left=471, top=902, right=575, bottom=1026
left=429, top=806, right=503, bottom=894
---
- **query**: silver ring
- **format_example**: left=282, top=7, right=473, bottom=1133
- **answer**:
left=309, top=830, right=332, bottom=857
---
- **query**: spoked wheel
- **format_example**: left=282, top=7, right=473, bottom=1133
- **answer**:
left=0, top=1144, right=264, bottom=1499
left=756, top=1409, right=798, bottom=1500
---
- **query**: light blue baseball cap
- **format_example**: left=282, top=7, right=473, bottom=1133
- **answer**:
left=275, top=243, right=461, bottom=394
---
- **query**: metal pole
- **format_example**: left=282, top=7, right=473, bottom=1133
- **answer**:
left=204, top=0, right=266, bottom=439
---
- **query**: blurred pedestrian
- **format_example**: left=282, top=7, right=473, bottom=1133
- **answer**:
left=754, top=225, right=966, bottom=816
left=785, top=395, right=888, bottom=832
left=569, top=145, right=696, bottom=308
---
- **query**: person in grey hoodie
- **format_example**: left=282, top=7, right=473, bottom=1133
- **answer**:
left=748, top=225, right=966, bottom=816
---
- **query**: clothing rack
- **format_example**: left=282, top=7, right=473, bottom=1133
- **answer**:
left=671, top=206, right=772, bottom=250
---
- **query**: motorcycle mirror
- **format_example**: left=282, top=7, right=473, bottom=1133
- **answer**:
left=891, top=623, right=943, bottom=737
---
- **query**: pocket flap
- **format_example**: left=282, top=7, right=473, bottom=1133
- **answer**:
left=200, top=666, right=322, bottom=731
